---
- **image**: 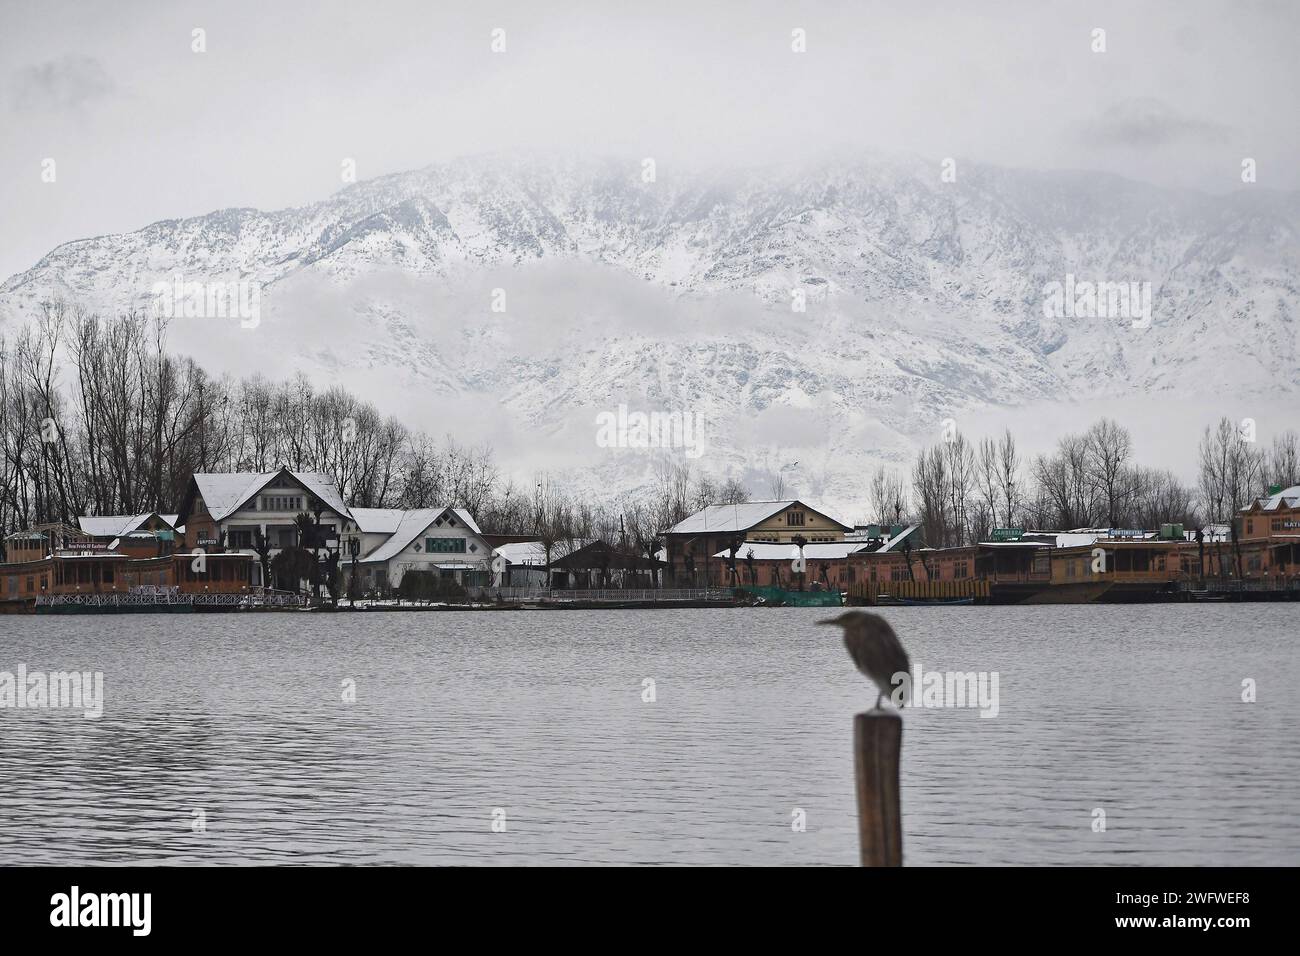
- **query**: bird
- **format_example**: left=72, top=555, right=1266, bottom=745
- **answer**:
left=818, top=610, right=910, bottom=710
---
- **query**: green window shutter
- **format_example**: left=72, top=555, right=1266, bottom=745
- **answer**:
left=422, top=537, right=468, bottom=553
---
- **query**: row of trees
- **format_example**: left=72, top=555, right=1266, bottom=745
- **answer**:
left=3, top=301, right=1295, bottom=561
left=0, top=303, right=752, bottom=571
left=1, top=304, right=557, bottom=535
left=870, top=418, right=1298, bottom=548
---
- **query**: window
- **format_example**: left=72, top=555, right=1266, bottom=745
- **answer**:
left=786, top=511, right=805, bottom=526
left=425, top=537, right=467, bottom=553
left=262, top=495, right=304, bottom=512
left=229, top=529, right=253, bottom=549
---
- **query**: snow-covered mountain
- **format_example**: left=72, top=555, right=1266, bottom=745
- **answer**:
left=3, top=152, right=1297, bottom=517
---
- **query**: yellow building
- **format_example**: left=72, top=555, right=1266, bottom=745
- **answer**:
left=662, top=500, right=852, bottom=586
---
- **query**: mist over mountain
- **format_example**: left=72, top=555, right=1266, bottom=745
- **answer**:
left=2, top=152, right=1296, bottom=519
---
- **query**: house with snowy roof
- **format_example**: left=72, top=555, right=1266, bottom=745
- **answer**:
left=348, top=506, right=492, bottom=592
left=77, top=512, right=181, bottom=546
left=1238, top=483, right=1300, bottom=577
left=662, top=500, right=853, bottom=586
left=176, top=467, right=353, bottom=588
left=485, top=539, right=549, bottom=588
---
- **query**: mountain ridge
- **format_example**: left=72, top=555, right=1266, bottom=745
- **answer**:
left=2, top=152, right=1296, bottom=516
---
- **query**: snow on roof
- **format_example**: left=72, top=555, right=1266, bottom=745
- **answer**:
left=1053, top=532, right=1102, bottom=549
left=361, top=508, right=443, bottom=563
left=78, top=513, right=180, bottom=537
left=493, top=541, right=547, bottom=565
left=78, top=515, right=137, bottom=537
left=715, top=541, right=866, bottom=561
left=352, top=507, right=480, bottom=536
left=453, top=509, right=482, bottom=535
left=1257, top=485, right=1300, bottom=511
left=668, top=500, right=855, bottom=535
left=295, top=472, right=350, bottom=519
left=193, top=473, right=272, bottom=521
left=878, top=524, right=922, bottom=552
left=192, top=470, right=350, bottom=522
left=360, top=508, right=487, bottom=564
left=666, top=501, right=794, bottom=535
left=350, top=507, right=405, bottom=534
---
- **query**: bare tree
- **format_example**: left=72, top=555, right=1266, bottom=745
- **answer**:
left=1085, top=418, right=1134, bottom=527
left=1264, top=431, right=1299, bottom=490
left=912, top=444, right=949, bottom=548
left=1198, top=417, right=1263, bottom=578
left=996, top=428, right=1021, bottom=528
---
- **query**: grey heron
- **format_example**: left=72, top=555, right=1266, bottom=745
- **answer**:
left=818, top=610, right=910, bottom=710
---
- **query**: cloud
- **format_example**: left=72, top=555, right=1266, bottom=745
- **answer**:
left=9, top=55, right=115, bottom=112
left=1082, top=97, right=1230, bottom=148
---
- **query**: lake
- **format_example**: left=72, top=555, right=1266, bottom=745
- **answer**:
left=0, top=604, right=1296, bottom=865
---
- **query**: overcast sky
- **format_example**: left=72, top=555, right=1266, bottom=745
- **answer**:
left=2, top=0, right=1296, bottom=280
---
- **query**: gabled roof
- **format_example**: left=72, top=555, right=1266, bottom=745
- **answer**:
left=78, top=513, right=179, bottom=538
left=1251, top=484, right=1300, bottom=512
left=351, top=506, right=482, bottom=539
left=493, top=541, right=548, bottom=566
left=359, top=507, right=487, bottom=564
left=349, top=507, right=406, bottom=534
left=452, top=508, right=482, bottom=535
left=877, top=524, right=922, bottom=552
left=665, top=500, right=851, bottom=535
left=188, top=468, right=350, bottom=523
left=549, top=539, right=667, bottom=569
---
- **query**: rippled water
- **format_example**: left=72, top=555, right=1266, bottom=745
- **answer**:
left=1, top=605, right=1296, bottom=865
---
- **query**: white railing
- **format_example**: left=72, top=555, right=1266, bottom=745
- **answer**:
left=38, top=592, right=189, bottom=607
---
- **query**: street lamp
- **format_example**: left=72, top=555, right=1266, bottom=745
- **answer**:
left=348, top=536, right=360, bottom=608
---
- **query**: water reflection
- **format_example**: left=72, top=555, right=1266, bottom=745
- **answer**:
left=0, top=605, right=1296, bottom=865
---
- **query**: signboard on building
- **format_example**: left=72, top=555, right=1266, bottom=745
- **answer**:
left=991, top=528, right=1024, bottom=542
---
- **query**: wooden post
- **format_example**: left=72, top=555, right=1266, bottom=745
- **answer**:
left=853, top=711, right=902, bottom=866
